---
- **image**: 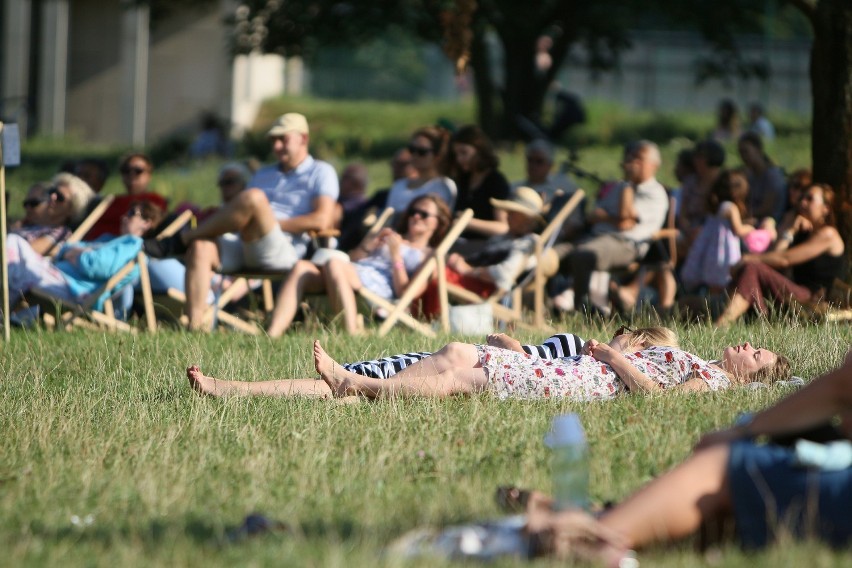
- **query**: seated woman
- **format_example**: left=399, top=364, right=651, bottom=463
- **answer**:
left=187, top=326, right=679, bottom=397
left=11, top=174, right=95, bottom=255
left=523, top=350, right=852, bottom=564
left=715, top=182, right=845, bottom=327
left=266, top=195, right=451, bottom=337
left=6, top=201, right=164, bottom=312
left=446, top=125, right=511, bottom=254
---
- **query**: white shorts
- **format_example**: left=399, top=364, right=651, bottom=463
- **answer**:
left=217, top=225, right=300, bottom=273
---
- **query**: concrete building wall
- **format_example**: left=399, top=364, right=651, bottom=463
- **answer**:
left=146, top=6, right=233, bottom=142
left=65, top=0, right=124, bottom=141
left=62, top=0, right=233, bottom=145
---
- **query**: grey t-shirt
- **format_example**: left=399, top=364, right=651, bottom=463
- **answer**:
left=592, top=178, right=668, bottom=243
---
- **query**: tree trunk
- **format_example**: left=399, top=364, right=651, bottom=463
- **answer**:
left=470, top=30, right=498, bottom=138
left=810, top=0, right=852, bottom=276
left=499, top=32, right=546, bottom=140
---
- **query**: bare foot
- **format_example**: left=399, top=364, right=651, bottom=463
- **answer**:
left=187, top=365, right=221, bottom=396
left=314, top=340, right=357, bottom=397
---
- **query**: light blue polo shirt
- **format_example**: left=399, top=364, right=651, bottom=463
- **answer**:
left=249, top=155, right=340, bottom=222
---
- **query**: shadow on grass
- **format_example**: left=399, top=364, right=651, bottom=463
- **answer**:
left=23, top=514, right=360, bottom=548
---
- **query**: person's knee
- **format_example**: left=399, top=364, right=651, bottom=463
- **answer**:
left=186, top=239, right=217, bottom=267
left=443, top=341, right=475, bottom=366
left=237, top=187, right=271, bottom=213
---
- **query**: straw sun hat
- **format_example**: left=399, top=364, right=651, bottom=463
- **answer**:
left=489, top=186, right=546, bottom=225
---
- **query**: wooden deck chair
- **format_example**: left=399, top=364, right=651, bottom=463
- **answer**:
left=30, top=249, right=154, bottom=334
left=45, top=195, right=115, bottom=258
left=33, top=209, right=194, bottom=333
left=438, top=191, right=585, bottom=332
left=357, top=208, right=474, bottom=337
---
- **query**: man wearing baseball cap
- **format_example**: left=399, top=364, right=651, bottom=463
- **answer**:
left=147, top=112, right=339, bottom=330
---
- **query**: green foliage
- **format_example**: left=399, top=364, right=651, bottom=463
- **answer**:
left=311, top=27, right=430, bottom=102
left=1, top=319, right=851, bottom=566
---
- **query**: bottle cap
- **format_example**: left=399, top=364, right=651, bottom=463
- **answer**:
left=544, top=413, right=585, bottom=448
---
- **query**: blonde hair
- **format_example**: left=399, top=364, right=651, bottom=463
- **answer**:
left=625, top=326, right=679, bottom=351
left=52, top=172, right=95, bottom=225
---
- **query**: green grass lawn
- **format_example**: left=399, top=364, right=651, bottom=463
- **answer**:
left=1, top=96, right=833, bottom=565
left=2, top=317, right=851, bottom=566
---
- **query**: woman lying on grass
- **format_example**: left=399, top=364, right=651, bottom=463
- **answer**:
left=310, top=336, right=788, bottom=400
left=521, top=350, right=852, bottom=564
left=187, top=326, right=679, bottom=398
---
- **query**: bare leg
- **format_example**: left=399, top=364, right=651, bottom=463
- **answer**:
left=313, top=340, right=488, bottom=398
left=267, top=260, right=326, bottom=338
left=656, top=269, right=677, bottom=310
left=598, top=444, right=733, bottom=549
left=390, top=341, right=482, bottom=381
left=187, top=365, right=332, bottom=398
left=183, top=189, right=279, bottom=244
left=184, top=240, right=221, bottom=330
left=714, top=293, right=750, bottom=328
left=323, top=258, right=364, bottom=334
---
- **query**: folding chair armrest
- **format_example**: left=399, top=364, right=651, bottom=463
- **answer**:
left=157, top=210, right=194, bottom=239
left=539, top=190, right=585, bottom=245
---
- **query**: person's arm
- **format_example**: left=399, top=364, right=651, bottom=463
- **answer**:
left=587, top=340, right=661, bottom=393
left=743, top=227, right=838, bottom=269
left=464, top=208, right=509, bottom=237
left=719, top=202, right=755, bottom=238
left=615, top=185, right=637, bottom=231
left=279, top=195, right=337, bottom=234
left=386, top=232, right=415, bottom=298
left=699, top=351, right=852, bottom=448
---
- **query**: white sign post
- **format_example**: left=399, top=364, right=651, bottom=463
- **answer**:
left=1, top=122, right=22, bottom=342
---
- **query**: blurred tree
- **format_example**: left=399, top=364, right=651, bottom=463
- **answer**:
left=787, top=0, right=852, bottom=267
left=230, top=0, right=779, bottom=140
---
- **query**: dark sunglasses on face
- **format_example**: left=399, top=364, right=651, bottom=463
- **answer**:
left=47, top=187, right=66, bottom=203
left=614, top=324, right=634, bottom=337
left=124, top=207, right=147, bottom=220
left=407, top=144, right=433, bottom=157
left=526, top=156, right=547, bottom=165
left=218, top=177, right=241, bottom=186
left=120, top=165, right=147, bottom=176
left=23, top=198, right=46, bottom=208
left=409, top=208, right=436, bottom=220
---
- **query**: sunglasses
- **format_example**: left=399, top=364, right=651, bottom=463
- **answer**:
left=124, top=207, right=152, bottom=221
left=120, top=165, right=148, bottom=176
left=409, top=208, right=436, bottom=220
left=407, top=144, right=433, bottom=157
left=614, top=324, right=634, bottom=337
left=526, top=156, right=548, bottom=165
left=23, top=198, right=46, bottom=208
left=218, top=177, right=241, bottom=186
left=47, top=187, right=66, bottom=203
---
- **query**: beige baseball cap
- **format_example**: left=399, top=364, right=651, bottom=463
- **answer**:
left=267, top=113, right=309, bottom=137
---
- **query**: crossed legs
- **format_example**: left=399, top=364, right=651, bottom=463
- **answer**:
left=314, top=340, right=489, bottom=398
left=184, top=189, right=281, bottom=330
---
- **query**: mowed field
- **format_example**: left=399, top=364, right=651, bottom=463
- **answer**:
left=2, top=316, right=852, bottom=567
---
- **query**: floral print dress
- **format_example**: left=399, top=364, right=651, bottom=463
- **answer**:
left=476, top=345, right=730, bottom=400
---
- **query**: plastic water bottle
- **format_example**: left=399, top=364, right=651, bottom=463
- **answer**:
left=544, top=413, right=589, bottom=511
